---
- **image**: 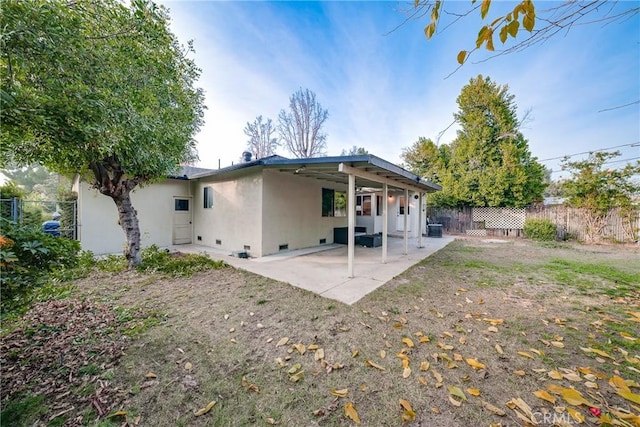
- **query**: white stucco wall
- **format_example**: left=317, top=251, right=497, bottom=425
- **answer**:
left=261, top=170, right=347, bottom=256
left=77, top=179, right=191, bottom=255
left=191, top=171, right=263, bottom=256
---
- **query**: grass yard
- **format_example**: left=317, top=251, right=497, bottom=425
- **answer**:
left=1, top=238, right=639, bottom=426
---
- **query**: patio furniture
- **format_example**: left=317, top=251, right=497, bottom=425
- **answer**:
left=356, top=234, right=382, bottom=247
left=334, top=226, right=367, bottom=244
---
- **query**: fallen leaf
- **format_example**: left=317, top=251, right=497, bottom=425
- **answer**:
left=580, top=347, right=614, bottom=359
left=481, top=400, right=506, bottom=416
left=241, top=376, right=259, bottom=393
left=345, top=402, right=361, bottom=424
left=292, top=343, right=306, bottom=355
left=448, top=385, right=467, bottom=402
left=494, top=344, right=504, bottom=355
left=402, top=337, right=415, bottom=348
left=265, top=418, right=277, bottom=425
left=194, top=401, right=216, bottom=416
left=289, top=371, right=304, bottom=382
left=402, top=366, right=411, bottom=378
left=331, top=388, right=349, bottom=398
left=548, top=370, right=563, bottom=380
left=610, top=375, right=631, bottom=392
left=448, top=395, right=462, bottom=407
left=533, top=390, right=556, bottom=404
left=365, top=360, right=386, bottom=371
left=352, top=350, right=359, bottom=358
left=518, top=351, right=534, bottom=359
left=144, top=372, right=157, bottom=379
left=419, top=336, right=430, bottom=343
left=467, top=388, right=481, bottom=396
left=483, top=318, right=504, bottom=325
left=465, top=358, right=486, bottom=370
left=487, top=326, right=498, bottom=333
left=184, top=362, right=193, bottom=372
left=380, top=350, right=386, bottom=359
left=420, top=361, right=430, bottom=371
left=514, top=370, right=526, bottom=376
left=399, top=399, right=416, bottom=422
left=506, top=397, right=537, bottom=424
left=617, top=390, right=640, bottom=405
left=551, top=341, right=565, bottom=348
left=276, top=337, right=289, bottom=347
left=560, top=388, right=591, bottom=406
left=567, top=407, right=585, bottom=423
left=287, top=363, right=301, bottom=374
left=418, top=376, right=428, bottom=386
left=314, top=348, right=324, bottom=361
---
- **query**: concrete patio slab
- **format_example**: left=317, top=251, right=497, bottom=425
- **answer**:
left=173, top=236, right=454, bottom=305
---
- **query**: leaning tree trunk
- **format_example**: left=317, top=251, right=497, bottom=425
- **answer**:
left=112, top=191, right=142, bottom=267
left=91, top=158, right=144, bottom=267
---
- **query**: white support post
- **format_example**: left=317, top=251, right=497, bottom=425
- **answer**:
left=348, top=173, right=355, bottom=278
left=382, top=183, right=388, bottom=263
left=403, top=188, right=408, bottom=255
left=418, top=192, right=424, bottom=248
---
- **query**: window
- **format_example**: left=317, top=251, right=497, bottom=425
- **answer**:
left=204, top=186, right=213, bottom=209
left=356, top=195, right=371, bottom=216
left=376, top=196, right=382, bottom=216
left=175, top=199, right=189, bottom=211
left=322, top=188, right=347, bottom=217
left=362, top=195, right=371, bottom=216
left=399, top=196, right=410, bottom=215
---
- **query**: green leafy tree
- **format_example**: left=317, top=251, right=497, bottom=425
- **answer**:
left=403, top=76, right=545, bottom=208
left=278, top=88, right=328, bottom=158
left=561, top=151, right=640, bottom=243
left=340, top=146, right=368, bottom=156
left=1, top=0, right=205, bottom=266
left=416, top=1, right=638, bottom=66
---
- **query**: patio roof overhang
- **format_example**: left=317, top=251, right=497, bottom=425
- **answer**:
left=261, top=154, right=441, bottom=193
left=190, top=154, right=441, bottom=194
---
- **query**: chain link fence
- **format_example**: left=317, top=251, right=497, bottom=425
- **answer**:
left=0, top=197, right=77, bottom=239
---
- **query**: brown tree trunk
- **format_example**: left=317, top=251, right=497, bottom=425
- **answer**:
left=112, top=191, right=142, bottom=267
left=90, top=158, right=145, bottom=267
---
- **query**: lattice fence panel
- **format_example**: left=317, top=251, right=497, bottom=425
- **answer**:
left=472, top=207, right=526, bottom=229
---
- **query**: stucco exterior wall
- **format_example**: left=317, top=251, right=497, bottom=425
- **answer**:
left=191, top=171, right=263, bottom=256
left=77, top=179, right=190, bottom=255
left=261, top=170, right=347, bottom=256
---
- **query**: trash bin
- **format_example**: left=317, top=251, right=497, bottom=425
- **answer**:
left=428, top=224, right=443, bottom=238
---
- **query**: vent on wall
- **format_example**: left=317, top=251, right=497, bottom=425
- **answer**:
left=244, top=245, right=251, bottom=250
left=215, top=239, right=222, bottom=245
left=319, top=238, right=326, bottom=244
left=279, top=244, right=288, bottom=251
left=197, top=236, right=202, bottom=241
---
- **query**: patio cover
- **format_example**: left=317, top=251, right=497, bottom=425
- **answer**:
left=191, top=154, right=442, bottom=277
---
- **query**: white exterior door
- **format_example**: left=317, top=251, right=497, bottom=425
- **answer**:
left=173, top=197, right=192, bottom=244
left=396, top=196, right=411, bottom=232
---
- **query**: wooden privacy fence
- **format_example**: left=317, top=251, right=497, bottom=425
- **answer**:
left=426, top=205, right=639, bottom=243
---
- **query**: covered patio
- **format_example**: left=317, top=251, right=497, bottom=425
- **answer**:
left=174, top=235, right=454, bottom=304
left=257, top=155, right=442, bottom=278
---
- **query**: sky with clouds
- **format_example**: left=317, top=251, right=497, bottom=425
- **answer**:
left=159, top=1, right=639, bottom=179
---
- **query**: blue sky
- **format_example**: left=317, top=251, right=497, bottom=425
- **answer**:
left=160, top=1, right=639, bottom=179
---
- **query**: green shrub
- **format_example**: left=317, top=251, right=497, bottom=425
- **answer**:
left=139, top=244, right=226, bottom=277
left=0, top=219, right=80, bottom=315
left=524, top=218, right=557, bottom=241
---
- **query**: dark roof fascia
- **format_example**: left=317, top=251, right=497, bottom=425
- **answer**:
left=187, top=154, right=441, bottom=192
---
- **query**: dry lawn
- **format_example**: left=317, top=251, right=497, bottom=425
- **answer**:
left=2, top=238, right=639, bottom=427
